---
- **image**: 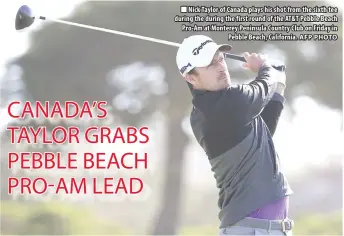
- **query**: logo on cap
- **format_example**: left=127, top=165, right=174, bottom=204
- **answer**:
left=180, top=62, right=192, bottom=74
left=192, top=40, right=213, bottom=55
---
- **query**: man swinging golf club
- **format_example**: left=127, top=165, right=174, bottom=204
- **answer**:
left=15, top=4, right=294, bottom=233
left=176, top=35, right=294, bottom=235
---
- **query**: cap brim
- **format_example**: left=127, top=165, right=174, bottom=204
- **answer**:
left=196, top=43, right=233, bottom=68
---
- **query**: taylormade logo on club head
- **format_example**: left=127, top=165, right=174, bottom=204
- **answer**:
left=192, top=40, right=213, bottom=55
left=180, top=63, right=192, bottom=74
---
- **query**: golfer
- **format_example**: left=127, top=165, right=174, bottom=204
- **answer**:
left=176, top=35, right=294, bottom=235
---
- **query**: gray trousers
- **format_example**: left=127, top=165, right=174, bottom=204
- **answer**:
left=219, top=217, right=294, bottom=235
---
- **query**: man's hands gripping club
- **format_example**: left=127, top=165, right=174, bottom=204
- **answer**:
left=242, top=52, right=268, bottom=73
left=242, top=52, right=286, bottom=95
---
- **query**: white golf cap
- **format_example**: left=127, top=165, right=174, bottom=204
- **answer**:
left=176, top=35, right=232, bottom=76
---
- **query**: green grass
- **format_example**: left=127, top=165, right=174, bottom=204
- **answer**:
left=292, top=211, right=342, bottom=235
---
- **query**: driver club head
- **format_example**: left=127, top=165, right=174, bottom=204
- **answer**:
left=15, top=5, right=35, bottom=30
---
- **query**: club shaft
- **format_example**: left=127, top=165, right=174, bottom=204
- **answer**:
left=30, top=14, right=285, bottom=71
left=37, top=16, right=247, bottom=62
left=37, top=16, right=292, bottom=70
left=225, top=54, right=246, bottom=62
left=38, top=16, right=284, bottom=71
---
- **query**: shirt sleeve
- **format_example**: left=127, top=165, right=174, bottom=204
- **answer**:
left=260, top=93, right=285, bottom=136
left=192, top=63, right=280, bottom=127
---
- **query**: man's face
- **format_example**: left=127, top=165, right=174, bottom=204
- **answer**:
left=186, top=51, right=230, bottom=91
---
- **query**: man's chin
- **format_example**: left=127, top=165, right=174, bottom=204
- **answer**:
left=217, top=81, right=229, bottom=90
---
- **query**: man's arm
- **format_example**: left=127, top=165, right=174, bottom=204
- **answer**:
left=192, top=62, right=280, bottom=126
left=260, top=83, right=286, bottom=136
left=233, top=63, right=280, bottom=125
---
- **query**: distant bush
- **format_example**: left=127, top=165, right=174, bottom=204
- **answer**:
left=1, top=201, right=132, bottom=235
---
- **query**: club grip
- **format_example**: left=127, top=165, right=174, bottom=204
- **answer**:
left=224, top=53, right=286, bottom=72
left=225, top=53, right=246, bottom=62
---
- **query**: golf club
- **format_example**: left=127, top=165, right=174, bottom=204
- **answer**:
left=15, top=5, right=285, bottom=71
